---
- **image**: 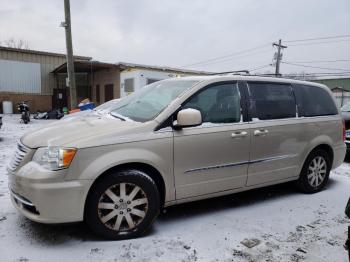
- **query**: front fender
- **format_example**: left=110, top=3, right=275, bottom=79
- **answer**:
left=66, top=138, right=174, bottom=202
left=79, top=148, right=168, bottom=180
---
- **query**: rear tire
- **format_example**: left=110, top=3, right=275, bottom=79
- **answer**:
left=296, top=149, right=331, bottom=193
left=85, top=169, right=160, bottom=240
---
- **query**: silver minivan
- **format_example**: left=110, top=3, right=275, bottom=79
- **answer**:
left=8, top=75, right=346, bottom=239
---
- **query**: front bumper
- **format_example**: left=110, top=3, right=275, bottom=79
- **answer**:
left=8, top=162, right=93, bottom=224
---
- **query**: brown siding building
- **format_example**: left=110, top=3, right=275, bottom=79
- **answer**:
left=52, top=61, right=210, bottom=109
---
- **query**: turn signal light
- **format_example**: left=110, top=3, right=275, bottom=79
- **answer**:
left=60, top=148, right=77, bottom=168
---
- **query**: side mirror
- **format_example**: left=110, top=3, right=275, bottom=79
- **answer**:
left=173, top=108, right=202, bottom=129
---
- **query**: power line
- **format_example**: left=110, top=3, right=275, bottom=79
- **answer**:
left=288, top=39, right=350, bottom=47
left=183, top=43, right=270, bottom=68
left=285, top=34, right=350, bottom=43
left=284, top=74, right=350, bottom=79
left=283, top=72, right=350, bottom=76
left=189, top=49, right=272, bottom=68
left=284, top=59, right=350, bottom=64
left=183, top=34, right=350, bottom=69
left=282, top=61, right=350, bottom=71
left=249, top=64, right=272, bottom=72
left=253, top=72, right=350, bottom=79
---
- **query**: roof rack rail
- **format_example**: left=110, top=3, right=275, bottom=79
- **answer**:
left=251, top=73, right=281, bottom=78
left=207, top=70, right=250, bottom=76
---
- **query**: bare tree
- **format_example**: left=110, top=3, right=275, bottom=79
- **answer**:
left=1, top=38, right=29, bottom=49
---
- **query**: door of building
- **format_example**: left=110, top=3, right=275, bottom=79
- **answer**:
left=52, top=88, right=68, bottom=110
left=105, top=84, right=114, bottom=102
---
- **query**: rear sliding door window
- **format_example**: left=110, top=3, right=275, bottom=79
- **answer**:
left=292, top=84, right=337, bottom=117
left=247, top=82, right=296, bottom=120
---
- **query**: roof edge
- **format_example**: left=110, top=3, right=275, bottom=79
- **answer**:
left=0, top=46, right=91, bottom=60
left=117, top=61, right=213, bottom=75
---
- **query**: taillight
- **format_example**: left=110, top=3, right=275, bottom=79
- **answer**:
left=342, top=119, right=346, bottom=142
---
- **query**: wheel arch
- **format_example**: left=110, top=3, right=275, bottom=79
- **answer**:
left=311, top=144, right=334, bottom=164
left=84, top=162, right=166, bottom=218
left=302, top=143, right=334, bottom=170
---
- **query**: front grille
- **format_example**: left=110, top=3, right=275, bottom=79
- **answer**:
left=8, top=142, right=30, bottom=172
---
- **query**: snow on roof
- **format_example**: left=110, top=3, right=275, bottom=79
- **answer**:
left=117, top=62, right=213, bottom=75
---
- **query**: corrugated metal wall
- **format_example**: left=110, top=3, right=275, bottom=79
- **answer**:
left=0, top=59, right=41, bottom=93
left=312, top=78, right=350, bottom=92
left=0, top=49, right=67, bottom=95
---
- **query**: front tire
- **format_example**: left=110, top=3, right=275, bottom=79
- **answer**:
left=296, top=149, right=331, bottom=193
left=85, top=170, right=160, bottom=240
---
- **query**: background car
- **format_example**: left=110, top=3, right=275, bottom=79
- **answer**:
left=341, top=102, right=350, bottom=148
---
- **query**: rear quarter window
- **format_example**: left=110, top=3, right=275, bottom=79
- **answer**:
left=292, top=84, right=338, bottom=117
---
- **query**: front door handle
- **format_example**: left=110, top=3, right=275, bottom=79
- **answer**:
left=254, top=129, right=269, bottom=136
left=231, top=131, right=248, bottom=138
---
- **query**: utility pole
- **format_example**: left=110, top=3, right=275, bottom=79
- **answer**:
left=272, top=39, right=287, bottom=77
left=62, top=0, right=77, bottom=108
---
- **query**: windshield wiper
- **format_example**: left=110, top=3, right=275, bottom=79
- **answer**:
left=110, top=112, right=126, bottom=121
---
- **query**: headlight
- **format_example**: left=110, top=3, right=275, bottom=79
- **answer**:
left=32, top=147, right=77, bottom=170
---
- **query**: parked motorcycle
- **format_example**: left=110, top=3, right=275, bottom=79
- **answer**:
left=18, top=101, right=30, bottom=124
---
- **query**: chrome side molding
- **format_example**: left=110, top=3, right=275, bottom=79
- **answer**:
left=185, top=154, right=297, bottom=174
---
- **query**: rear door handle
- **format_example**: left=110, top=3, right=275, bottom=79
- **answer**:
left=254, top=129, right=269, bottom=136
left=231, top=131, right=248, bottom=138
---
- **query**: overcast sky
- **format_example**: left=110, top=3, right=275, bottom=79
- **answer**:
left=1, top=0, right=350, bottom=75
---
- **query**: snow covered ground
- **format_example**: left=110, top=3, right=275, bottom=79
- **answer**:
left=0, top=114, right=349, bottom=262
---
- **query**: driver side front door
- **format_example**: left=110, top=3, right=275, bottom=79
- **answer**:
left=173, top=82, right=250, bottom=200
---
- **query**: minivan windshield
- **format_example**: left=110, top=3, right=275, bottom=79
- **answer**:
left=110, top=79, right=199, bottom=122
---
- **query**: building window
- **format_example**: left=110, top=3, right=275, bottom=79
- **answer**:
left=96, top=85, right=100, bottom=103
left=0, top=59, right=41, bottom=93
left=124, top=78, right=134, bottom=93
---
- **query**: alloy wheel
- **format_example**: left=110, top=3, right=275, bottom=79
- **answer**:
left=97, top=183, right=149, bottom=232
left=307, top=156, right=327, bottom=188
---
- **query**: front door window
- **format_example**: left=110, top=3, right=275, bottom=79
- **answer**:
left=182, top=83, right=242, bottom=124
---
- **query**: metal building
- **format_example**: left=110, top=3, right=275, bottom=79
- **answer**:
left=0, top=46, right=91, bottom=113
left=0, top=46, right=209, bottom=113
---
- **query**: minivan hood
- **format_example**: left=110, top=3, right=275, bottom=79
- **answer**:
left=21, top=114, right=145, bottom=148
